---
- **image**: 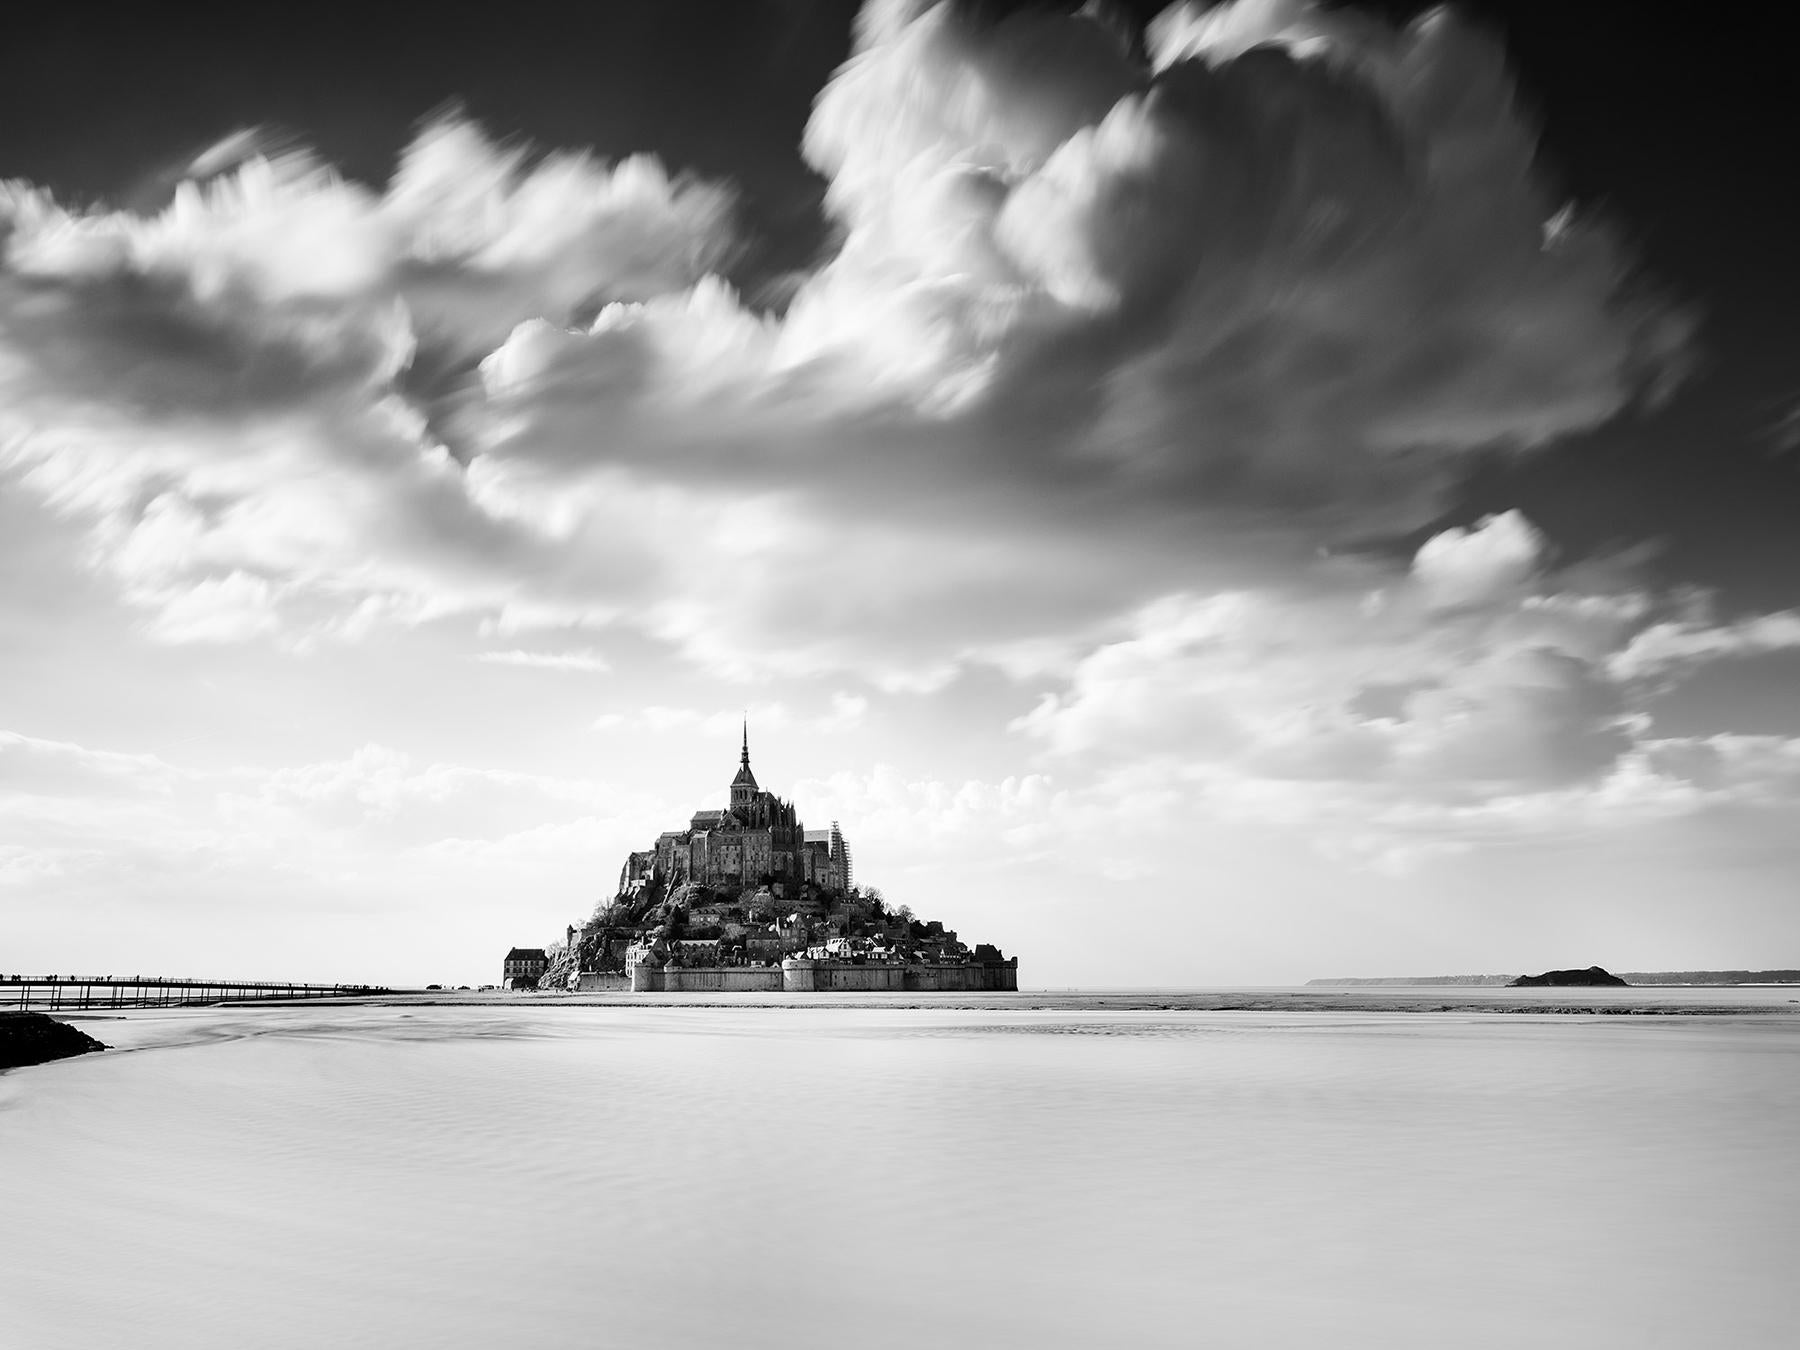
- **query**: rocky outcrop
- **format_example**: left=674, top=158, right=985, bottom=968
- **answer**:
left=534, top=946, right=581, bottom=991
left=0, top=1011, right=108, bottom=1070
left=1509, top=966, right=1629, bottom=987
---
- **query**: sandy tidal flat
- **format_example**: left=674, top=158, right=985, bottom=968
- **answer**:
left=3, top=1000, right=1797, bottom=1349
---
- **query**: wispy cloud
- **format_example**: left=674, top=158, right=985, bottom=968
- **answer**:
left=591, top=692, right=868, bottom=736
left=475, top=648, right=611, bottom=673
left=1609, top=610, right=1800, bottom=682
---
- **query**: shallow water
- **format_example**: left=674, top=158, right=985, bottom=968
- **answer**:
left=3, top=1004, right=1797, bottom=1348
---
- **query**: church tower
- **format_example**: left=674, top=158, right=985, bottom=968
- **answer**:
left=729, top=722, right=759, bottom=821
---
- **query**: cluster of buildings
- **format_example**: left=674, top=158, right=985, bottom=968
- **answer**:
left=501, top=730, right=1015, bottom=992
left=616, top=727, right=851, bottom=900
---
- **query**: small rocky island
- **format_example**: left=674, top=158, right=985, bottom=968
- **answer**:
left=1509, top=966, right=1630, bottom=987
left=526, top=730, right=1017, bottom=993
left=0, top=1011, right=108, bottom=1070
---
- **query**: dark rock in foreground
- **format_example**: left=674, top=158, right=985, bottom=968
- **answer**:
left=1509, top=966, right=1630, bottom=987
left=0, top=1011, right=109, bottom=1070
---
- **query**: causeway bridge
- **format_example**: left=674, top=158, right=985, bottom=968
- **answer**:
left=5, top=975, right=388, bottom=1011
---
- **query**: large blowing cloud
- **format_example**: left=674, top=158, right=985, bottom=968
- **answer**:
left=1, top=0, right=1686, bottom=679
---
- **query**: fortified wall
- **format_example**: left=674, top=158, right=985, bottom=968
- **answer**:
left=624, top=956, right=1019, bottom=994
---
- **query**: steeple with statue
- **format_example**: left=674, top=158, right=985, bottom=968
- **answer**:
left=729, top=721, right=760, bottom=819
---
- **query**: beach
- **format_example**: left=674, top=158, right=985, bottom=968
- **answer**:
left=4, top=995, right=1797, bottom=1348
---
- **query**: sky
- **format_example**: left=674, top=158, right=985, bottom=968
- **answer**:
left=2, top=0, right=1796, bottom=988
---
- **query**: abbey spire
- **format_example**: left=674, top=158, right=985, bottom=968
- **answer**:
left=730, top=720, right=759, bottom=810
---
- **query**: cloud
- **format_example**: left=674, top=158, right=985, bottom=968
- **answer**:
left=0, top=730, right=183, bottom=798
left=0, top=1, right=1685, bottom=688
left=0, top=842, right=86, bottom=887
left=1642, top=734, right=1800, bottom=802
left=794, top=762, right=1067, bottom=862
left=450, top=0, right=1685, bottom=679
left=222, top=743, right=658, bottom=845
left=475, top=647, right=612, bottom=673
left=0, top=729, right=673, bottom=896
left=1004, top=508, right=1683, bottom=869
left=1007, top=540, right=1625, bottom=788
left=141, top=570, right=284, bottom=644
left=0, top=729, right=682, bottom=978
left=1411, top=510, right=1545, bottom=612
left=1608, top=608, right=1800, bottom=682
left=0, top=111, right=744, bottom=652
left=7, top=115, right=736, bottom=345
left=0, top=731, right=219, bottom=882
left=591, top=692, right=869, bottom=736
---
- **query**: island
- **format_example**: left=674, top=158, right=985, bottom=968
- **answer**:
left=520, top=728, right=1017, bottom=993
left=1509, top=966, right=1630, bottom=987
left=0, top=1011, right=107, bottom=1070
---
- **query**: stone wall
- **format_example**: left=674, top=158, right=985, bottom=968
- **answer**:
left=743, top=832, right=771, bottom=878
left=628, top=964, right=787, bottom=993
left=575, top=973, right=630, bottom=993
left=784, top=959, right=1018, bottom=992
left=625, top=959, right=1018, bottom=993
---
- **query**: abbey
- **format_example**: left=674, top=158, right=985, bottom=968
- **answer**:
left=617, top=727, right=852, bottom=900
left=524, top=731, right=1018, bottom=994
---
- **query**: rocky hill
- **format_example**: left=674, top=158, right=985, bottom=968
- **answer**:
left=531, top=875, right=1004, bottom=989
left=1509, top=966, right=1629, bottom=987
left=0, top=1011, right=108, bottom=1070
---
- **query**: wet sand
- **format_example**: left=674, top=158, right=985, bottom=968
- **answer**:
left=8, top=999, right=1798, bottom=1349
left=231, top=984, right=1800, bottom=1016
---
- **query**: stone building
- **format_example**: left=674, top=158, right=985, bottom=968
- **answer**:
left=502, top=947, right=548, bottom=989
left=617, top=728, right=852, bottom=899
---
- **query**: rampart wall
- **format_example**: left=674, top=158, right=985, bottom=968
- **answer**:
left=625, top=959, right=1018, bottom=993
left=628, top=964, right=786, bottom=993
left=782, top=959, right=1018, bottom=992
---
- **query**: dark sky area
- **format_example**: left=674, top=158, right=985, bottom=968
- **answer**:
left=5, top=0, right=1793, bottom=604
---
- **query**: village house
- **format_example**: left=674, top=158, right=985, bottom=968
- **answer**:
left=502, top=947, right=548, bottom=989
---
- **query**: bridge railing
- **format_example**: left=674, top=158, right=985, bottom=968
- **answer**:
left=2, top=976, right=390, bottom=1011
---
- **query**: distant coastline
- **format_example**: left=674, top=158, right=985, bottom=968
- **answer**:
left=1310, top=970, right=1800, bottom=987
